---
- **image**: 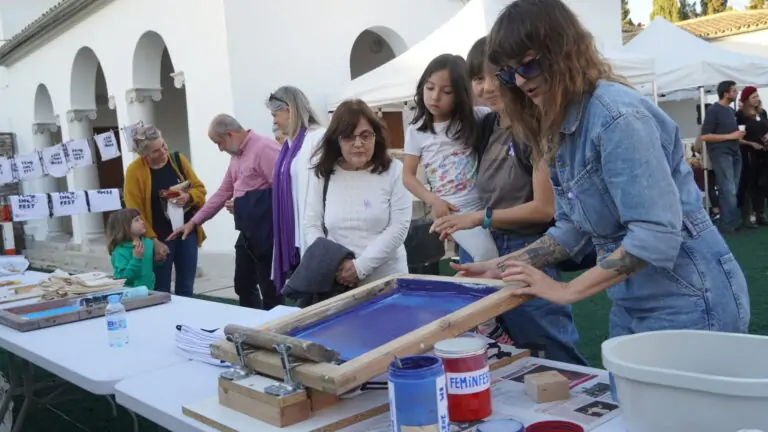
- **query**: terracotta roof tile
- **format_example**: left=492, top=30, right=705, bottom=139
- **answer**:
left=621, top=10, right=768, bottom=44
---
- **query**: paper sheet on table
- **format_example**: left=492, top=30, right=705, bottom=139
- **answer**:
left=0, top=157, right=15, bottom=185
left=94, top=130, right=121, bottom=161
left=9, top=194, right=49, bottom=221
left=167, top=202, right=185, bottom=231
left=14, top=152, right=44, bottom=180
left=40, top=144, right=70, bottom=178
left=50, top=191, right=89, bottom=217
left=341, top=357, right=621, bottom=432
left=64, top=139, right=93, bottom=168
left=86, top=189, right=122, bottom=213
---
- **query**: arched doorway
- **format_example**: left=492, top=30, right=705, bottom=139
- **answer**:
left=131, top=31, right=191, bottom=161
left=70, top=46, right=120, bottom=240
left=349, top=27, right=408, bottom=149
left=349, top=26, right=407, bottom=79
left=32, top=83, right=70, bottom=239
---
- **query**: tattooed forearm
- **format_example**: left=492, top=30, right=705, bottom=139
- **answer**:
left=496, top=236, right=572, bottom=272
left=599, top=248, right=646, bottom=276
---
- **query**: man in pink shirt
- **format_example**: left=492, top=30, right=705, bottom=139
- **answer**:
left=169, top=114, right=281, bottom=309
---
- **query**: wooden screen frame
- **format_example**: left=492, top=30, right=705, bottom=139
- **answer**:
left=210, top=274, right=527, bottom=395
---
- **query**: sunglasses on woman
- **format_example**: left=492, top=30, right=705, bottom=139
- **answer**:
left=496, top=57, right=542, bottom=87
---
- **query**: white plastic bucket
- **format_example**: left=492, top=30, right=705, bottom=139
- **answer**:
left=602, top=330, right=768, bottom=432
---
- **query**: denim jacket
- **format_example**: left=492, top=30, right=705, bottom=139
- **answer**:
left=546, top=81, right=703, bottom=270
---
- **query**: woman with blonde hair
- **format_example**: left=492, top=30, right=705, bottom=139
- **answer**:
left=123, top=125, right=207, bottom=297
left=266, top=86, right=326, bottom=291
left=453, top=0, right=749, bottom=337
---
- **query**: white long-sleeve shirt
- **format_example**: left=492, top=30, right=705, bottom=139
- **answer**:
left=304, top=159, right=412, bottom=284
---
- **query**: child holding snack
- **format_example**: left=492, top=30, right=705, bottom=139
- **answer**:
left=107, top=209, right=158, bottom=289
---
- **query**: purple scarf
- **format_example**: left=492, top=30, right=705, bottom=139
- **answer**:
left=272, top=127, right=308, bottom=292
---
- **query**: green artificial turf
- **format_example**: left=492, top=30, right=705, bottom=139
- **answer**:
left=3, top=229, right=767, bottom=430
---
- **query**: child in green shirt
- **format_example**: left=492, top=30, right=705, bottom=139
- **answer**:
left=107, top=208, right=158, bottom=289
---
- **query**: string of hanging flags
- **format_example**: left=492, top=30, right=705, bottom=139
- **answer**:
left=7, top=188, right=124, bottom=222
left=0, top=122, right=142, bottom=187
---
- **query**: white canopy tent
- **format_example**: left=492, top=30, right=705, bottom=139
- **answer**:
left=626, top=17, right=768, bottom=211
left=626, top=17, right=768, bottom=100
left=328, top=0, right=656, bottom=110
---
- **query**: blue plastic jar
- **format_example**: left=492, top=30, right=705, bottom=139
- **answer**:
left=388, top=355, right=450, bottom=432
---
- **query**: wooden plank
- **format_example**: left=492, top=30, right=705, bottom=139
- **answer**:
left=223, top=325, right=340, bottom=363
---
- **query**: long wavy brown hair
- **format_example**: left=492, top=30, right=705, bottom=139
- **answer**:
left=486, top=0, right=628, bottom=162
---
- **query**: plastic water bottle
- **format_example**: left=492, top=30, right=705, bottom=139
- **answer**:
left=105, top=295, right=129, bottom=348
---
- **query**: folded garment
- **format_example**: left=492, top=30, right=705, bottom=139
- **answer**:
left=174, top=324, right=230, bottom=367
left=38, top=270, right=125, bottom=300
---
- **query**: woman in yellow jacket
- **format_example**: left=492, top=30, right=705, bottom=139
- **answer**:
left=123, top=125, right=207, bottom=296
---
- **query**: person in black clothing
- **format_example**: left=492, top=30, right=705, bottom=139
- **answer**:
left=736, top=86, right=768, bottom=227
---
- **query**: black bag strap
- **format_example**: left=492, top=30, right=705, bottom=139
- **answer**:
left=476, top=112, right=498, bottom=162
left=172, top=151, right=186, bottom=181
left=321, top=175, right=330, bottom=237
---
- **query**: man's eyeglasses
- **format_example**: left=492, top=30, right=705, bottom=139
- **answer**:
left=132, top=125, right=161, bottom=141
left=339, top=131, right=375, bottom=146
left=496, top=57, right=542, bottom=87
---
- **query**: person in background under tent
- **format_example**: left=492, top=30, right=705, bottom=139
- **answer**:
left=701, top=80, right=746, bottom=235
left=736, top=86, right=768, bottom=227
left=432, top=36, right=586, bottom=365
left=169, top=115, right=280, bottom=310
left=453, top=0, right=750, bottom=338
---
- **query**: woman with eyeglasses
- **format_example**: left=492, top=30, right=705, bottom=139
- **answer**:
left=304, top=99, right=411, bottom=287
left=453, top=0, right=750, bottom=337
left=267, top=86, right=327, bottom=292
left=124, top=125, right=207, bottom=297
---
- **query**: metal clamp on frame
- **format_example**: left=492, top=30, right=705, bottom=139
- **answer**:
left=264, top=343, right=304, bottom=396
left=220, top=332, right=251, bottom=381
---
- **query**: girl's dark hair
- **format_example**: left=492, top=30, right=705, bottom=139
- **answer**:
left=411, top=54, right=477, bottom=147
left=106, top=208, right=140, bottom=254
left=467, top=37, right=488, bottom=79
left=312, top=99, right=392, bottom=179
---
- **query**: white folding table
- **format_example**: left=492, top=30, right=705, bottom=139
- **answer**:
left=0, top=294, right=287, bottom=431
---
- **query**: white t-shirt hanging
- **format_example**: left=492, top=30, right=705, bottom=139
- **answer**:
left=9, top=194, right=49, bottom=221
left=65, top=139, right=93, bottom=168
left=0, top=157, right=15, bottom=185
left=40, top=145, right=70, bottom=178
left=50, top=191, right=89, bottom=217
left=94, top=130, right=121, bottom=161
left=14, top=152, right=44, bottom=181
left=86, top=189, right=122, bottom=213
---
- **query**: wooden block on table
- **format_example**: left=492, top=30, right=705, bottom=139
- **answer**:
left=218, top=376, right=311, bottom=427
left=307, top=388, right=341, bottom=412
left=524, top=370, right=570, bottom=403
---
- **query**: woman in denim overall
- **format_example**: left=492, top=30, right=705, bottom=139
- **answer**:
left=453, top=0, right=750, bottom=337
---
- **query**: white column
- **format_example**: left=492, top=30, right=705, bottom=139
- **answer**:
left=30, top=122, right=64, bottom=239
left=126, top=88, right=161, bottom=127
left=66, top=109, right=104, bottom=243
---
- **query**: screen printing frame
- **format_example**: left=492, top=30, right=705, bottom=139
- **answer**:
left=210, top=274, right=527, bottom=395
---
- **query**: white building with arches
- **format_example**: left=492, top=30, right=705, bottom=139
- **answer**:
left=0, top=0, right=466, bottom=278
left=0, top=0, right=620, bottom=279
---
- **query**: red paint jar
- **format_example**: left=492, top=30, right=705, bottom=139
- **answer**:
left=434, top=337, right=492, bottom=422
left=525, top=420, right=584, bottom=432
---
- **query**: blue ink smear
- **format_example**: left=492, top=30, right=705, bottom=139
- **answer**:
left=287, top=278, right=497, bottom=361
left=22, top=305, right=81, bottom=320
